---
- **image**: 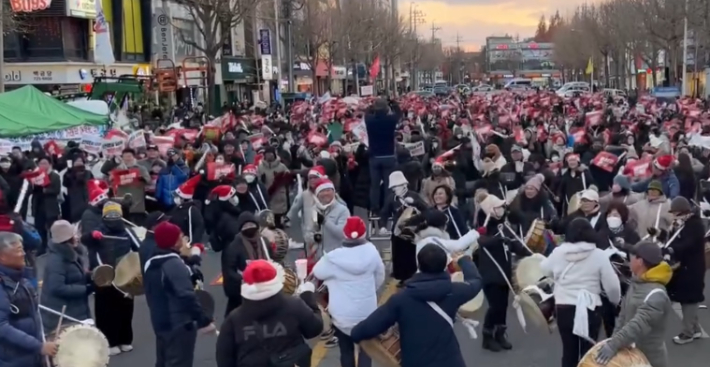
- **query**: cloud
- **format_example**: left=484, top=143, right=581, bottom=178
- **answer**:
left=399, top=0, right=597, bottom=50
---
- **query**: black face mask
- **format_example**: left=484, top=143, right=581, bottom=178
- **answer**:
left=104, top=219, right=124, bottom=232
left=241, top=228, right=258, bottom=238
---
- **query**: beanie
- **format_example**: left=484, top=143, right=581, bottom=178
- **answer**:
left=647, top=180, right=664, bottom=194
left=525, top=173, right=545, bottom=191
left=154, top=222, right=182, bottom=249
left=102, top=201, right=122, bottom=219
left=241, top=260, right=284, bottom=301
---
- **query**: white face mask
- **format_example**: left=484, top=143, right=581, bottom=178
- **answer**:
left=315, top=198, right=333, bottom=211
left=173, top=197, right=182, bottom=205
left=228, top=195, right=239, bottom=206
left=245, top=175, right=255, bottom=183
left=393, top=185, right=407, bottom=197
left=551, top=156, right=560, bottom=163
left=0, top=162, right=10, bottom=169
left=607, top=216, right=622, bottom=229
left=215, top=159, right=225, bottom=164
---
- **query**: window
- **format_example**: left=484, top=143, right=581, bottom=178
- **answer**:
left=63, top=18, right=89, bottom=60
left=23, top=18, right=64, bottom=60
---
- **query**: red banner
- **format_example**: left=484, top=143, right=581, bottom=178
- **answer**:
left=24, top=169, right=50, bottom=187
left=623, top=158, right=652, bottom=179
left=591, top=151, right=619, bottom=173
left=206, top=162, right=236, bottom=181
left=110, top=168, right=142, bottom=191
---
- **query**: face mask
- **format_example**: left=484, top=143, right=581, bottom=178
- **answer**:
left=393, top=185, right=407, bottom=197
left=0, top=162, right=10, bottom=169
left=493, top=207, right=505, bottom=218
left=245, top=175, right=255, bottom=183
left=607, top=216, right=622, bottom=229
left=173, top=197, right=182, bottom=205
left=241, top=227, right=258, bottom=238
left=228, top=196, right=239, bottom=206
left=215, top=159, right=225, bottom=164
left=432, top=166, right=442, bottom=174
left=551, top=156, right=560, bottom=163
left=316, top=199, right=333, bottom=211
left=456, top=134, right=462, bottom=139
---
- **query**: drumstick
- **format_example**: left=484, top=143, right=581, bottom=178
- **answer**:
left=54, top=305, right=67, bottom=345
left=39, top=305, right=93, bottom=325
left=121, top=218, right=139, bottom=228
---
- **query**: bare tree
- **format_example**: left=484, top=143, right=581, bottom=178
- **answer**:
left=290, top=0, right=333, bottom=94
left=175, top=0, right=261, bottom=110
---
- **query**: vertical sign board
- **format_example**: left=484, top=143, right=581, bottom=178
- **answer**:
left=259, top=29, right=271, bottom=55
left=262, top=55, right=273, bottom=80
left=153, top=7, right=175, bottom=61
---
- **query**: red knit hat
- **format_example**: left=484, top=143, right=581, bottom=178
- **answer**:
left=343, top=216, right=367, bottom=240
left=308, top=165, right=326, bottom=178
left=243, top=164, right=258, bottom=176
left=313, top=178, right=335, bottom=196
left=175, top=175, right=201, bottom=199
left=241, top=260, right=284, bottom=301
left=87, top=179, right=109, bottom=205
left=154, top=222, right=182, bottom=249
left=654, top=155, right=674, bottom=170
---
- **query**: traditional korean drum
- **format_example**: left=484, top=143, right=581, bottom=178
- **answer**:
left=54, top=324, right=110, bottom=367
left=282, top=268, right=299, bottom=295
left=525, top=219, right=547, bottom=254
left=578, top=339, right=651, bottom=367
left=91, top=265, right=114, bottom=288
left=114, top=252, right=143, bottom=296
left=451, top=271, right=484, bottom=318
left=513, top=253, right=547, bottom=292
left=517, top=278, right=556, bottom=332
left=359, top=326, right=401, bottom=367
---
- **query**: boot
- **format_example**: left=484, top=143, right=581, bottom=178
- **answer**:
left=494, top=325, right=512, bottom=350
left=482, top=328, right=502, bottom=352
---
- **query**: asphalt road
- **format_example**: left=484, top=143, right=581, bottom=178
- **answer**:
left=35, top=206, right=710, bottom=367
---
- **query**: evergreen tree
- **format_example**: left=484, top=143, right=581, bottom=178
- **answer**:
left=534, top=15, right=548, bottom=42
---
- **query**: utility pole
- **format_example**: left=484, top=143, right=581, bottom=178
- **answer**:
left=284, top=0, right=295, bottom=93
left=409, top=4, right=425, bottom=90
left=430, top=22, right=441, bottom=83
left=455, top=32, right=463, bottom=84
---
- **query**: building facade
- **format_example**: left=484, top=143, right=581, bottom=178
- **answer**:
left=3, top=0, right=152, bottom=94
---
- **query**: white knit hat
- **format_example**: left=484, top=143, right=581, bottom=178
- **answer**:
left=479, top=194, right=506, bottom=217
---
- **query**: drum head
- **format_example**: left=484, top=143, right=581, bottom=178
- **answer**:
left=514, top=253, right=546, bottom=291
left=91, top=265, right=114, bottom=287
left=55, top=325, right=110, bottom=367
left=114, top=252, right=141, bottom=286
left=578, top=339, right=652, bottom=367
left=359, top=331, right=401, bottom=367
left=195, top=290, right=215, bottom=319
left=518, top=290, right=553, bottom=332
left=451, top=272, right=484, bottom=314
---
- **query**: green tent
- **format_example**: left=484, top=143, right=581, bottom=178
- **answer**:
left=0, top=86, right=108, bottom=137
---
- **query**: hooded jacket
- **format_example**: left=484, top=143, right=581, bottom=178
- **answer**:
left=540, top=241, right=622, bottom=307
left=221, top=212, right=274, bottom=300
left=606, top=262, right=673, bottom=367
left=312, top=240, right=385, bottom=335
left=0, top=265, right=42, bottom=367
left=350, top=258, right=482, bottom=367
left=628, top=194, right=672, bottom=239
left=143, top=248, right=212, bottom=333
left=39, top=242, right=91, bottom=332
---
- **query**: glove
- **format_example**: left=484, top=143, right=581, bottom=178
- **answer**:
left=594, top=343, right=616, bottom=365
left=296, top=281, right=316, bottom=295
left=91, top=231, right=103, bottom=240
left=317, top=213, right=325, bottom=225
left=647, top=227, right=658, bottom=237
left=476, top=227, right=487, bottom=236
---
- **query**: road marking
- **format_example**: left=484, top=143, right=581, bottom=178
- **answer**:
left=672, top=303, right=709, bottom=338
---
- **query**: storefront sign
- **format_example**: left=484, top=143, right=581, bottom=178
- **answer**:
left=221, top=57, right=257, bottom=82
left=3, top=63, right=145, bottom=85
left=10, top=0, right=52, bottom=13
left=90, top=68, right=117, bottom=78
left=154, top=7, right=175, bottom=61
left=66, top=0, right=96, bottom=19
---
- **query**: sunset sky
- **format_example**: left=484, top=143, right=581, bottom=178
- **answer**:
left=399, top=0, right=595, bottom=51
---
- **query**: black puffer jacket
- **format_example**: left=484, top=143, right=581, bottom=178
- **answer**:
left=215, top=292, right=323, bottom=367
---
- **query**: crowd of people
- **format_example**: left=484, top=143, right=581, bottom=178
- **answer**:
left=0, top=88, right=708, bottom=367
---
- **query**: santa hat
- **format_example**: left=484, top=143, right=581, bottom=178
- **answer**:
left=478, top=193, right=506, bottom=217
left=241, top=260, right=284, bottom=301
left=175, top=175, right=201, bottom=199
left=205, top=185, right=236, bottom=204
left=243, top=164, right=258, bottom=176
left=314, top=178, right=335, bottom=196
left=308, top=165, right=326, bottom=178
left=343, top=216, right=367, bottom=240
left=653, top=155, right=674, bottom=170
left=87, top=179, right=109, bottom=206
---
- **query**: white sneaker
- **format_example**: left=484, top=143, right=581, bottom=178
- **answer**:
left=119, top=345, right=133, bottom=352
left=109, top=347, right=121, bottom=356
